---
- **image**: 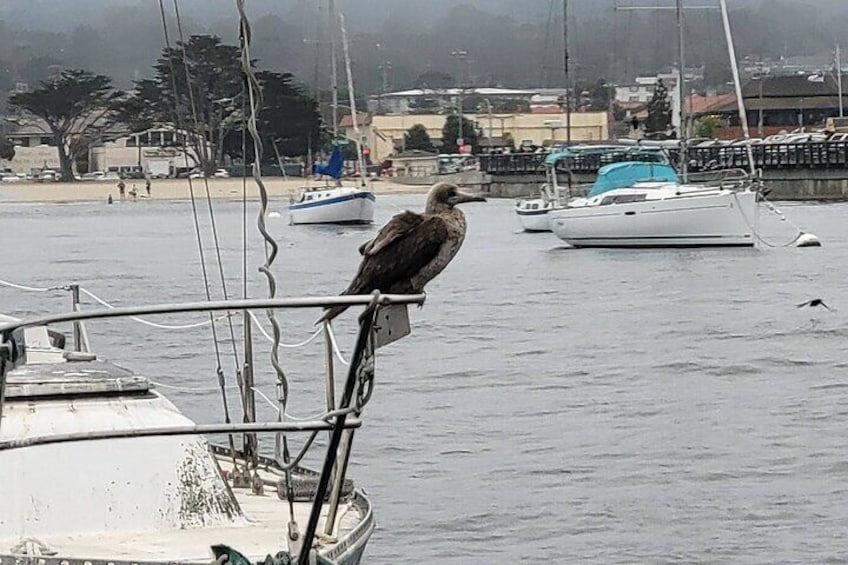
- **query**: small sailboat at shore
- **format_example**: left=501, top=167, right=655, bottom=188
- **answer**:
left=289, top=145, right=375, bottom=225
left=289, top=3, right=374, bottom=226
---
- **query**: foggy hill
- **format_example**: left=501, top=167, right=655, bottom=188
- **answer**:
left=1, top=0, right=848, bottom=96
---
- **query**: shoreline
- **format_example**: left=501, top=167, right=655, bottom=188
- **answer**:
left=0, top=178, right=431, bottom=204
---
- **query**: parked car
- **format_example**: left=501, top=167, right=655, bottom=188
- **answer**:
left=0, top=172, right=23, bottom=183
left=81, top=171, right=106, bottom=181
left=39, top=170, right=58, bottom=182
left=213, top=168, right=230, bottom=178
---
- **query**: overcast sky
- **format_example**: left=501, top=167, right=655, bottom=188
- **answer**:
left=2, top=0, right=847, bottom=94
left=3, top=0, right=845, bottom=33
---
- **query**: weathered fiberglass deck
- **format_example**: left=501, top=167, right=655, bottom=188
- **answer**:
left=0, top=360, right=373, bottom=565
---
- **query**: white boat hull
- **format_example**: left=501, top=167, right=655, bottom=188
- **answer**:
left=550, top=189, right=758, bottom=248
left=290, top=189, right=375, bottom=225
left=515, top=199, right=553, bottom=232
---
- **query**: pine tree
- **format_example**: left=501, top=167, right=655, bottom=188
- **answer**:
left=645, top=78, right=673, bottom=137
left=403, top=124, right=435, bottom=152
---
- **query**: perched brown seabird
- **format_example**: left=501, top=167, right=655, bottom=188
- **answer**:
left=319, top=182, right=485, bottom=322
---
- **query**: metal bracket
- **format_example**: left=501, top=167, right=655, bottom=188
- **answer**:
left=0, top=330, right=26, bottom=370
left=372, top=305, right=411, bottom=349
left=0, top=329, right=27, bottom=432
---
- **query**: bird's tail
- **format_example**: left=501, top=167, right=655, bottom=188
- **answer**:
left=316, top=290, right=351, bottom=325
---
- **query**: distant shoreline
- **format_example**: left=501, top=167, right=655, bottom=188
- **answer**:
left=0, top=178, right=431, bottom=204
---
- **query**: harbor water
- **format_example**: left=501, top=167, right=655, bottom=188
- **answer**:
left=1, top=194, right=846, bottom=563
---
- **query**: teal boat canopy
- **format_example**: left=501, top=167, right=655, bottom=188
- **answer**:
left=588, top=162, right=679, bottom=198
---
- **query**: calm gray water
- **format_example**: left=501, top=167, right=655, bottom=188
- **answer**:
left=2, top=194, right=847, bottom=563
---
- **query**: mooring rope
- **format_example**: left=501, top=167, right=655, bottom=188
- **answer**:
left=734, top=191, right=807, bottom=248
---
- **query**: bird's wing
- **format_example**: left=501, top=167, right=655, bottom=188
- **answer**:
left=347, top=212, right=450, bottom=294
left=359, top=211, right=420, bottom=256
left=796, top=301, right=810, bottom=308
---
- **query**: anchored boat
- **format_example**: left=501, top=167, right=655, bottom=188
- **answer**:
left=290, top=3, right=375, bottom=227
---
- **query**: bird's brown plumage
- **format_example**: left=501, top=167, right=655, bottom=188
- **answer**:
left=319, top=182, right=484, bottom=322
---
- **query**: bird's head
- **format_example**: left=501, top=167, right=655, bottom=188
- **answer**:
left=425, top=182, right=486, bottom=214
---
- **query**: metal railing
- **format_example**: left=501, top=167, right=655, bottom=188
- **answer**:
left=0, top=292, right=425, bottom=565
left=480, top=141, right=848, bottom=175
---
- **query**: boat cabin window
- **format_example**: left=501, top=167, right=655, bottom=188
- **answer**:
left=600, top=193, right=648, bottom=206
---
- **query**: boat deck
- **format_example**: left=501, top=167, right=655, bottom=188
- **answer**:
left=0, top=465, right=370, bottom=564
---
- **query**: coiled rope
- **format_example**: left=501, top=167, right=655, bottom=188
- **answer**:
left=234, top=0, right=299, bottom=541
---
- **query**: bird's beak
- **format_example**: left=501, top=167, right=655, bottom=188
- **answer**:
left=448, top=192, right=487, bottom=206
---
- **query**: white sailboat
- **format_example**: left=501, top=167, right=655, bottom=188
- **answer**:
left=289, top=144, right=376, bottom=225
left=548, top=0, right=818, bottom=249
left=290, top=3, right=375, bottom=226
left=515, top=0, right=572, bottom=233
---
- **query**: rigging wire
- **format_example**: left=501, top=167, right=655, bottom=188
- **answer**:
left=0, top=277, right=338, bottom=348
left=79, top=287, right=228, bottom=330
left=0, top=279, right=64, bottom=293
left=156, top=0, right=238, bottom=464
left=540, top=0, right=556, bottom=88
left=172, top=0, right=243, bottom=377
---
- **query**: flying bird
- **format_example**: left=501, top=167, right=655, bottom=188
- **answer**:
left=319, top=182, right=485, bottom=322
left=797, top=298, right=833, bottom=311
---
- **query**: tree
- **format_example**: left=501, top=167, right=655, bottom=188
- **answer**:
left=403, top=124, right=435, bottom=152
left=441, top=114, right=480, bottom=154
left=414, top=70, right=453, bottom=89
left=8, top=69, right=123, bottom=181
left=694, top=116, right=724, bottom=138
left=121, top=35, right=244, bottom=174
left=645, top=78, right=674, bottom=137
left=585, top=78, right=612, bottom=111
left=254, top=71, right=322, bottom=160
left=0, top=135, right=14, bottom=161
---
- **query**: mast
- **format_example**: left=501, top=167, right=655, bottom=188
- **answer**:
left=563, top=0, right=571, bottom=145
left=329, top=0, right=339, bottom=140
left=676, top=0, right=687, bottom=181
left=838, top=42, right=844, bottom=118
left=339, top=13, right=367, bottom=187
left=719, top=0, right=755, bottom=175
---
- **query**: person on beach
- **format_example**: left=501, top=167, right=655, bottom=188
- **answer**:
left=130, top=184, right=138, bottom=201
left=145, top=177, right=151, bottom=196
left=117, top=180, right=126, bottom=200
left=108, top=194, right=113, bottom=204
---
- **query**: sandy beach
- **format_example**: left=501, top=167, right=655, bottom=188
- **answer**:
left=0, top=177, right=430, bottom=204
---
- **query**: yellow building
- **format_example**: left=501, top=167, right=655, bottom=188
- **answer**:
left=341, top=111, right=610, bottom=162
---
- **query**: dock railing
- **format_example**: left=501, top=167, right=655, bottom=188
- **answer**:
left=480, top=141, right=848, bottom=175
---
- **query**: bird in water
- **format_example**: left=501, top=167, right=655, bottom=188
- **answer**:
left=797, top=298, right=833, bottom=311
left=319, top=182, right=485, bottom=322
